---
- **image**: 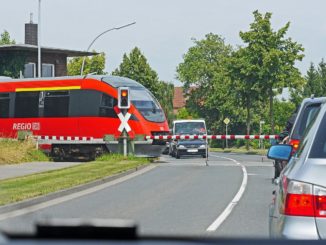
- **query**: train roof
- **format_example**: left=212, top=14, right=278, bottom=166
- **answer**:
left=101, top=76, right=145, bottom=88
left=0, top=75, right=145, bottom=89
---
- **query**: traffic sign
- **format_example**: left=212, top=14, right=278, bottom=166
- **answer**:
left=223, top=118, right=230, bottom=125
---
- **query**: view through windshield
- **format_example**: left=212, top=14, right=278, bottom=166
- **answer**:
left=1, top=0, right=326, bottom=242
left=175, top=122, right=206, bottom=135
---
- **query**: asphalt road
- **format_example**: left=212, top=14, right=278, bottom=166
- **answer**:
left=0, top=152, right=275, bottom=239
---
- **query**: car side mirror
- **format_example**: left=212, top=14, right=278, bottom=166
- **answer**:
left=267, top=145, right=293, bottom=161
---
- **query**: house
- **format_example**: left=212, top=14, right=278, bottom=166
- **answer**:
left=173, top=87, right=186, bottom=114
left=0, top=20, right=97, bottom=78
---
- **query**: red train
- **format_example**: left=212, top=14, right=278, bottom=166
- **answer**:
left=0, top=75, right=169, bottom=159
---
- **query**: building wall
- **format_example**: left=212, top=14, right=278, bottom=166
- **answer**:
left=25, top=23, right=38, bottom=45
left=25, top=52, right=67, bottom=77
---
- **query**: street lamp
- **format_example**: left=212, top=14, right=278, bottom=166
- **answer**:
left=38, top=0, right=41, bottom=78
left=80, top=22, right=136, bottom=76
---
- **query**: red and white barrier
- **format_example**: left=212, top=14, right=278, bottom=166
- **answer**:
left=145, top=135, right=279, bottom=140
left=33, top=135, right=105, bottom=144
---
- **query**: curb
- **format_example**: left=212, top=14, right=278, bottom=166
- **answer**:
left=0, top=164, right=152, bottom=214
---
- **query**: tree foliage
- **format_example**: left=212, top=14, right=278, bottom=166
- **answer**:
left=176, top=33, right=234, bottom=133
left=176, top=11, right=305, bottom=148
left=67, top=52, right=107, bottom=76
left=176, top=108, right=198, bottom=119
left=236, top=10, right=304, bottom=133
left=113, top=47, right=174, bottom=123
left=0, top=30, right=15, bottom=45
left=273, top=100, right=296, bottom=132
left=298, top=60, right=326, bottom=99
left=0, top=30, right=25, bottom=78
left=113, top=47, right=161, bottom=97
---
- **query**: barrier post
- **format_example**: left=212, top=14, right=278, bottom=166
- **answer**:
left=205, top=137, right=209, bottom=166
left=123, top=132, right=127, bottom=157
left=122, top=109, right=128, bottom=157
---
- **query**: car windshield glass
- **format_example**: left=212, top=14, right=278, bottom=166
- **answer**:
left=4, top=1, right=326, bottom=241
left=309, top=113, right=326, bottom=158
left=175, top=122, right=206, bottom=135
left=291, top=103, right=320, bottom=139
left=130, top=88, right=165, bottom=123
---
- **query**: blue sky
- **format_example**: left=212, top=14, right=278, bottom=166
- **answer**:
left=1, top=0, right=326, bottom=84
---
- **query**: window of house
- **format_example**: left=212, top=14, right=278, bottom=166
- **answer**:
left=14, top=92, right=39, bottom=118
left=23, top=63, right=36, bottom=78
left=44, top=91, right=69, bottom=117
left=0, top=93, right=10, bottom=118
left=42, top=64, right=55, bottom=77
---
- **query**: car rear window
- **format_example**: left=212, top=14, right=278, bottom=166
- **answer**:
left=291, top=103, right=321, bottom=140
left=309, top=113, right=326, bottom=158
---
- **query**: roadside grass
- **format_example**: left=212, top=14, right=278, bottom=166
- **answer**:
left=0, top=154, right=150, bottom=206
left=0, top=138, right=49, bottom=164
left=210, top=147, right=267, bottom=155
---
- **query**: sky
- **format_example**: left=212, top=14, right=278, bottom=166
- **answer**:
left=1, top=0, right=326, bottom=85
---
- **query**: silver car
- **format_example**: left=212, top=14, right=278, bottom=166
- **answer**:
left=268, top=101, right=326, bottom=239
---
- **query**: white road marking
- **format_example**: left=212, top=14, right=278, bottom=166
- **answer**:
left=0, top=165, right=156, bottom=221
left=206, top=154, right=248, bottom=232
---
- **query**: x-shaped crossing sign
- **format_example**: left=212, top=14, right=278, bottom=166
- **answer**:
left=117, top=111, right=131, bottom=132
left=114, top=106, right=134, bottom=137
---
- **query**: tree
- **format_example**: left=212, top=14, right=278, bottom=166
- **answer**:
left=156, top=81, right=175, bottom=124
left=176, top=33, right=234, bottom=133
left=238, top=10, right=304, bottom=133
left=176, top=108, right=198, bottom=119
left=0, top=30, right=15, bottom=45
left=113, top=47, right=161, bottom=97
left=293, top=59, right=326, bottom=105
left=302, top=63, right=322, bottom=97
left=227, top=47, right=261, bottom=136
left=67, top=52, right=107, bottom=75
left=113, top=47, right=174, bottom=123
left=272, top=100, right=296, bottom=132
left=317, top=59, right=326, bottom=95
left=0, top=30, right=25, bottom=78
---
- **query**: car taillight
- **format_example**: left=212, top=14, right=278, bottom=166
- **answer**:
left=282, top=180, right=326, bottom=217
left=314, top=186, right=326, bottom=217
left=284, top=180, right=314, bottom=216
left=289, top=139, right=300, bottom=152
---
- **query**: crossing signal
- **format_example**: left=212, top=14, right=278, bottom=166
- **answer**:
left=118, top=87, right=130, bottom=109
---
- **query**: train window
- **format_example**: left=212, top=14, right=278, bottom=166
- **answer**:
left=130, top=88, right=166, bottom=123
left=101, top=93, right=113, bottom=108
left=69, top=90, right=101, bottom=117
left=14, top=92, right=39, bottom=118
left=44, top=91, right=69, bottom=117
left=0, top=93, right=10, bottom=118
left=99, top=93, right=117, bottom=117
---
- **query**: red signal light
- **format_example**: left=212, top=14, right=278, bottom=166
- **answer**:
left=118, top=87, right=130, bottom=109
left=121, top=90, right=128, bottom=97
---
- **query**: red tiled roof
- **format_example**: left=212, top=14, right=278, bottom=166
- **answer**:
left=173, top=87, right=186, bottom=109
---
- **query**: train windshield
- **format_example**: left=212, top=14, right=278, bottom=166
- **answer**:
left=130, top=88, right=165, bottom=123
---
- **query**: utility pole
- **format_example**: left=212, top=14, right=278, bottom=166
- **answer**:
left=38, top=0, right=41, bottom=78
